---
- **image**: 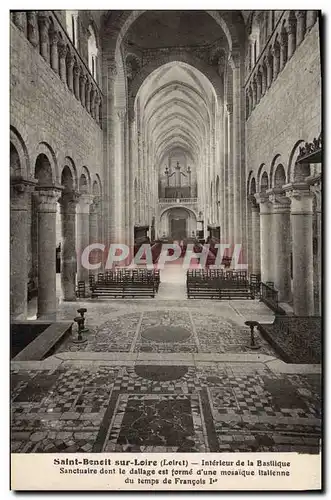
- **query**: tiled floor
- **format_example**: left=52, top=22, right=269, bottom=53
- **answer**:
left=14, top=291, right=321, bottom=455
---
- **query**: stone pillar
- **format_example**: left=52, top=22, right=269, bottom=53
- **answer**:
left=27, top=11, right=39, bottom=47
left=296, top=11, right=307, bottom=46
left=79, top=73, right=86, bottom=107
left=268, top=189, right=291, bottom=302
left=85, top=80, right=91, bottom=113
left=106, top=62, right=117, bottom=248
left=285, top=183, right=314, bottom=316
left=38, top=14, right=50, bottom=62
left=288, top=13, right=297, bottom=59
left=227, top=102, right=234, bottom=245
left=89, top=197, right=101, bottom=275
left=307, top=11, right=318, bottom=30
left=59, top=190, right=78, bottom=301
left=308, top=177, right=321, bottom=315
left=256, top=70, right=262, bottom=103
left=49, top=29, right=59, bottom=73
left=95, top=95, right=101, bottom=124
left=66, top=51, right=74, bottom=92
left=35, top=186, right=62, bottom=320
left=248, top=195, right=261, bottom=275
left=58, top=42, right=67, bottom=83
left=231, top=53, right=244, bottom=248
left=280, top=28, right=288, bottom=71
left=247, top=88, right=252, bottom=117
left=251, top=79, right=257, bottom=108
left=73, top=62, right=80, bottom=100
left=113, top=108, right=127, bottom=243
left=255, top=193, right=273, bottom=283
left=12, top=12, right=27, bottom=33
left=261, top=63, right=267, bottom=96
left=223, top=109, right=229, bottom=242
left=77, top=194, right=92, bottom=283
left=90, top=87, right=96, bottom=119
left=266, top=53, right=273, bottom=88
left=127, top=115, right=135, bottom=252
left=10, top=178, right=36, bottom=319
left=273, top=43, right=280, bottom=80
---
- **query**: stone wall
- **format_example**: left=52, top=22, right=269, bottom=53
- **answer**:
left=246, top=22, right=321, bottom=185
left=10, top=22, right=103, bottom=185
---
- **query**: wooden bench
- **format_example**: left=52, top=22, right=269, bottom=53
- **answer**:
left=90, top=270, right=159, bottom=299
left=186, top=270, right=252, bottom=300
left=13, top=321, right=73, bottom=361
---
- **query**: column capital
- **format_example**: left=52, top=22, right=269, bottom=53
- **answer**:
left=247, top=194, right=259, bottom=210
left=11, top=177, right=37, bottom=210
left=228, top=49, right=242, bottom=69
left=116, top=107, right=127, bottom=121
left=58, top=41, right=67, bottom=59
left=49, top=28, right=58, bottom=46
left=66, top=51, right=75, bottom=67
left=59, top=189, right=80, bottom=213
left=267, top=188, right=291, bottom=212
left=73, top=62, right=81, bottom=76
left=35, top=185, right=62, bottom=212
left=90, top=196, right=101, bottom=214
left=254, top=192, right=272, bottom=214
left=78, top=193, right=93, bottom=213
left=288, top=12, right=297, bottom=33
left=284, top=182, right=314, bottom=214
left=109, top=62, right=117, bottom=77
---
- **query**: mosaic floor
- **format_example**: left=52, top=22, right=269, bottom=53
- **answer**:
left=13, top=299, right=321, bottom=454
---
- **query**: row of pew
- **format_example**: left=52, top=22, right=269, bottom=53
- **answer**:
left=87, top=269, right=160, bottom=298
left=186, top=270, right=260, bottom=300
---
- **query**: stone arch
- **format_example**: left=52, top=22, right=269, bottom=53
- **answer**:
left=10, top=126, right=30, bottom=178
left=93, top=174, right=102, bottom=196
left=34, top=153, right=54, bottom=186
left=61, top=156, right=77, bottom=190
left=160, top=205, right=198, bottom=220
left=270, top=153, right=282, bottom=186
left=257, top=163, right=268, bottom=192
left=274, top=164, right=287, bottom=188
left=247, top=170, right=253, bottom=195
left=250, top=177, right=257, bottom=195
left=61, top=165, right=75, bottom=191
left=260, top=172, right=269, bottom=192
left=288, top=139, right=310, bottom=182
left=129, top=56, right=223, bottom=111
left=79, top=166, right=91, bottom=194
left=32, top=142, right=59, bottom=184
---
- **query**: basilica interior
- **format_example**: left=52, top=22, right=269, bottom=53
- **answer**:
left=10, top=10, right=322, bottom=456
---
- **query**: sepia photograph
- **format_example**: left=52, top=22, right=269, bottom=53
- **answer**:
left=9, top=7, right=322, bottom=491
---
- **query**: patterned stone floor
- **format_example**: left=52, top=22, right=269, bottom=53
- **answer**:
left=13, top=299, right=321, bottom=454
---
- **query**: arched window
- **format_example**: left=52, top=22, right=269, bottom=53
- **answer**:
left=66, top=10, right=78, bottom=48
left=88, top=25, right=98, bottom=81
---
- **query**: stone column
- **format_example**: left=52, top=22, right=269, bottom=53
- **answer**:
left=266, top=53, right=273, bottom=88
left=38, top=14, right=50, bottom=62
left=27, top=11, right=39, bottom=47
left=79, top=73, right=86, bottom=107
left=231, top=53, right=244, bottom=247
left=307, top=11, right=318, bottom=30
left=255, top=193, right=273, bottom=283
left=35, top=186, right=62, bottom=320
left=85, top=80, right=91, bottom=113
left=251, top=79, right=257, bottom=108
left=49, top=29, right=59, bottom=74
left=280, top=28, right=288, bottom=71
left=95, top=95, right=101, bottom=124
left=59, top=190, right=79, bottom=301
left=66, top=51, right=74, bottom=92
left=268, top=188, right=291, bottom=302
left=113, top=108, right=127, bottom=243
left=89, top=197, right=101, bottom=275
left=296, top=11, right=307, bottom=46
left=77, top=194, right=92, bottom=283
left=223, top=109, right=229, bottom=242
left=272, top=43, right=280, bottom=80
left=248, top=195, right=261, bottom=275
left=262, top=60, right=267, bottom=94
left=309, top=176, right=321, bottom=315
left=12, top=12, right=27, bottom=33
left=105, top=62, right=117, bottom=248
left=127, top=115, right=135, bottom=252
left=227, top=102, right=234, bottom=245
left=285, top=183, right=314, bottom=316
left=256, top=69, right=262, bottom=103
left=288, top=13, right=297, bottom=59
left=73, top=62, right=80, bottom=100
left=10, top=178, right=36, bottom=319
left=58, top=41, right=67, bottom=83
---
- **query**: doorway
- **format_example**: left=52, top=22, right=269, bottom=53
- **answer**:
left=170, top=218, right=187, bottom=240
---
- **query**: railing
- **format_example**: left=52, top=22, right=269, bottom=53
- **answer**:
left=11, top=10, right=102, bottom=127
left=159, top=198, right=198, bottom=204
